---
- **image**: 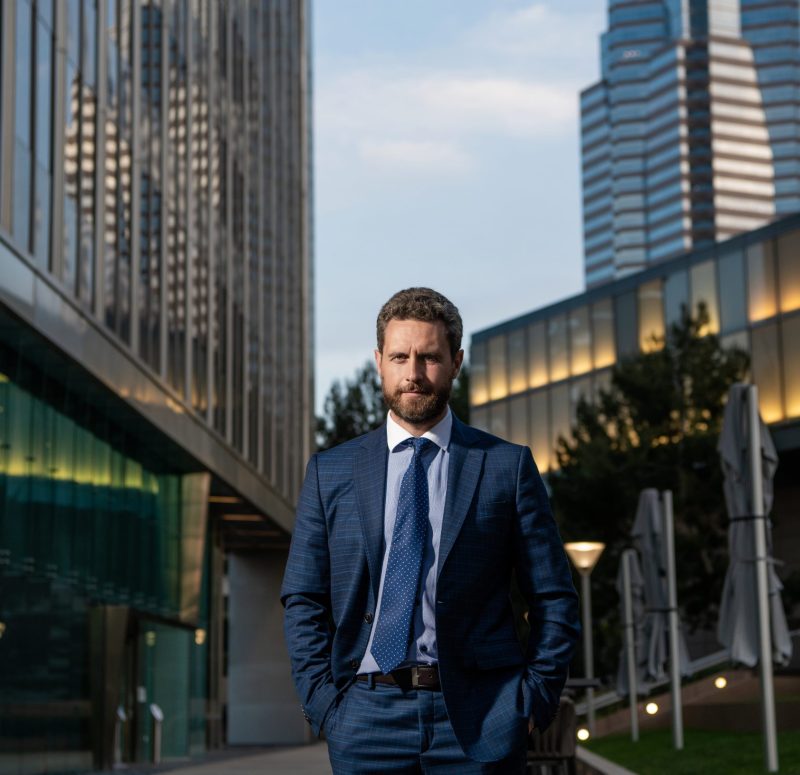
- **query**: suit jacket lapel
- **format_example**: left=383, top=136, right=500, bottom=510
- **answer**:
left=354, top=426, right=389, bottom=600
left=438, top=416, right=484, bottom=578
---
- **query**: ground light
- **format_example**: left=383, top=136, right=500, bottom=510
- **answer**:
left=577, top=728, right=590, bottom=742
left=645, top=702, right=659, bottom=716
left=715, top=676, right=728, bottom=689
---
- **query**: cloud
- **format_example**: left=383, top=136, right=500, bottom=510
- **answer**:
left=359, top=139, right=471, bottom=173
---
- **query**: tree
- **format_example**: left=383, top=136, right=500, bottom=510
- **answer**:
left=316, top=361, right=471, bottom=452
left=549, top=305, right=749, bottom=679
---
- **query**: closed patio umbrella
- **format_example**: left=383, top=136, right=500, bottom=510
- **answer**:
left=717, top=385, right=791, bottom=667
left=615, top=548, right=650, bottom=698
left=631, top=489, right=691, bottom=683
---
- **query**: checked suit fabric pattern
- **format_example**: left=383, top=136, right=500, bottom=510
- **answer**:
left=371, top=437, right=433, bottom=674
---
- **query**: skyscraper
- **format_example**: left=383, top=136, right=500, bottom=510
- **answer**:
left=581, top=0, right=800, bottom=287
left=0, top=0, right=312, bottom=769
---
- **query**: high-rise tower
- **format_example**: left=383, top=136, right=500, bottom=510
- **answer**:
left=581, top=0, right=799, bottom=287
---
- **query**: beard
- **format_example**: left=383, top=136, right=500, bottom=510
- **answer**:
left=383, top=378, right=453, bottom=426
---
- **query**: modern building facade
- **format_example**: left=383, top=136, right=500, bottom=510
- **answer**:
left=471, top=212, right=800, bottom=474
left=582, top=0, right=800, bottom=287
left=0, top=1, right=312, bottom=771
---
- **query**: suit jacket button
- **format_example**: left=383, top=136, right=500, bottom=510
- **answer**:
left=350, top=658, right=360, bottom=670
left=364, top=612, right=374, bottom=624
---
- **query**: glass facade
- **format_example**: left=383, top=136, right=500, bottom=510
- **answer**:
left=471, top=216, right=800, bottom=472
left=582, top=1, right=800, bottom=287
left=0, top=1, right=311, bottom=771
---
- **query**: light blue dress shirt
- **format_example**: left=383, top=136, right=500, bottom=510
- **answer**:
left=358, top=409, right=451, bottom=673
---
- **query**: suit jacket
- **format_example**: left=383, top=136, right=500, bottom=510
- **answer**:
left=281, top=415, right=579, bottom=762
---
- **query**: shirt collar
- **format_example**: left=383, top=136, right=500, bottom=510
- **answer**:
left=386, top=408, right=452, bottom=453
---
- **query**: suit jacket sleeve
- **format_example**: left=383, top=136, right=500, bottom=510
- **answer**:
left=280, top=454, right=340, bottom=735
left=514, top=445, right=580, bottom=730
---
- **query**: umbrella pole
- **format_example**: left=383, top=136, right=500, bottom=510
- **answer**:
left=622, top=549, right=639, bottom=742
left=747, top=385, right=779, bottom=772
left=662, top=490, right=684, bottom=751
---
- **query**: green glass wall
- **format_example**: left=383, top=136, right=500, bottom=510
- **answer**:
left=0, top=348, right=209, bottom=773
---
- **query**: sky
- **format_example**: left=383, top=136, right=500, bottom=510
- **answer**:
left=313, top=1, right=607, bottom=412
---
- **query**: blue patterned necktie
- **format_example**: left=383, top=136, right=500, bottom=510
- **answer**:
left=371, top=437, right=433, bottom=674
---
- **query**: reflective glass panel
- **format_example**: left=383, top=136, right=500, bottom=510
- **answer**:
left=550, top=384, right=570, bottom=468
left=508, top=328, right=527, bottom=394
left=750, top=323, right=784, bottom=423
left=529, top=390, right=550, bottom=472
left=548, top=315, right=569, bottom=382
left=470, top=341, right=489, bottom=406
left=489, top=400, right=509, bottom=441
left=777, top=231, right=800, bottom=313
left=569, top=376, right=593, bottom=428
left=614, top=291, right=638, bottom=357
left=718, top=249, right=747, bottom=332
left=569, top=307, right=592, bottom=375
left=664, top=270, right=689, bottom=327
left=591, top=298, right=616, bottom=368
left=747, top=241, right=777, bottom=322
left=471, top=406, right=489, bottom=433
left=638, top=280, right=664, bottom=352
left=690, top=260, right=720, bottom=334
left=509, top=395, right=529, bottom=447
left=527, top=321, right=548, bottom=388
left=781, top=315, right=800, bottom=419
left=488, top=335, right=509, bottom=401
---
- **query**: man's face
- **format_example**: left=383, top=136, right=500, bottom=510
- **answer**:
left=375, top=319, right=463, bottom=432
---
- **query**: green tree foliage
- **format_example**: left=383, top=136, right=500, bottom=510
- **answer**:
left=549, top=305, right=749, bottom=679
left=316, top=361, right=471, bottom=452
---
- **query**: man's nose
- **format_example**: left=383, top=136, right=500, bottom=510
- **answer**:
left=405, top=353, right=425, bottom=381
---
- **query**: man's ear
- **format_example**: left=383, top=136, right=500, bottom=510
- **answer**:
left=452, top=349, right=464, bottom=377
left=374, top=349, right=382, bottom=370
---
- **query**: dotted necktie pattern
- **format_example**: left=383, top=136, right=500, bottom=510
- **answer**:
left=371, top=437, right=433, bottom=674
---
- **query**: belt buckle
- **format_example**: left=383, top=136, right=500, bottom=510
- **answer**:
left=410, top=666, right=423, bottom=688
left=410, top=665, right=434, bottom=688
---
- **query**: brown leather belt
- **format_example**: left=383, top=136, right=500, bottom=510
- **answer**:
left=356, top=664, right=441, bottom=691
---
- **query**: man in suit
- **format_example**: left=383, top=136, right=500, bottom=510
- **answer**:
left=282, top=288, right=579, bottom=773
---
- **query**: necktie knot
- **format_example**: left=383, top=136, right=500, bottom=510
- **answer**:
left=409, top=437, right=433, bottom=456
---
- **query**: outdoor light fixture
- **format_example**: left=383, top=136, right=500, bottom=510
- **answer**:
left=645, top=702, right=659, bottom=716
left=715, top=676, right=728, bottom=690
left=565, top=541, right=606, bottom=736
left=577, top=728, right=591, bottom=742
left=564, top=542, right=606, bottom=574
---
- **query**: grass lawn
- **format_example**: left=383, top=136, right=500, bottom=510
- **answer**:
left=586, top=728, right=800, bottom=774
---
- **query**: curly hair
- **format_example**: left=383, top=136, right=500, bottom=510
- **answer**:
left=376, top=287, right=463, bottom=357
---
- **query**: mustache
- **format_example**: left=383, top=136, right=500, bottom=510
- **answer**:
left=396, top=381, right=432, bottom=394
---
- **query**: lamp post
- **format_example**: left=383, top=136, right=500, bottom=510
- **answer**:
left=565, top=541, right=606, bottom=736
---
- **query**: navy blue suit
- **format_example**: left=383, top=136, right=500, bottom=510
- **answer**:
left=281, top=416, right=579, bottom=763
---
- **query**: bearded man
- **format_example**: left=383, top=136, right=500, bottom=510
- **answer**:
left=282, top=287, right=579, bottom=774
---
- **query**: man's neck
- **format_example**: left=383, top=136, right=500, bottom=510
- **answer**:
left=388, top=409, right=448, bottom=437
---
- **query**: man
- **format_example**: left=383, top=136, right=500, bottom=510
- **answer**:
left=282, top=288, right=579, bottom=773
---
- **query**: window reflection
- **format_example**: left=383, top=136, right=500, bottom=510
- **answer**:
left=781, top=315, right=800, bottom=419
left=718, top=249, right=747, bottom=332
left=488, top=335, right=508, bottom=401
left=751, top=324, right=784, bottom=423
left=489, top=400, right=509, bottom=441
left=550, top=384, right=570, bottom=469
left=746, top=241, right=777, bottom=322
left=690, top=260, right=719, bottom=334
left=638, top=280, right=664, bottom=351
left=508, top=328, right=527, bottom=394
left=548, top=315, right=569, bottom=382
left=529, top=390, right=550, bottom=472
left=569, top=307, right=592, bottom=375
left=591, top=298, right=616, bottom=368
left=527, top=321, right=548, bottom=388
left=509, top=395, right=528, bottom=447
left=777, top=232, right=800, bottom=313
left=470, top=342, right=489, bottom=406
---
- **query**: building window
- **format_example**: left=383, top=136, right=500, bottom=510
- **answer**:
left=527, top=321, right=548, bottom=388
left=569, top=306, right=592, bottom=375
left=509, top=395, right=528, bottom=447
left=529, top=390, right=550, bottom=472
left=690, top=260, right=719, bottom=334
left=746, top=241, right=777, bottom=322
left=638, top=280, right=664, bottom=351
left=664, top=269, right=689, bottom=327
left=614, top=291, right=638, bottom=357
left=750, top=323, right=783, bottom=423
left=781, top=314, right=800, bottom=419
left=470, top=341, right=489, bottom=406
left=508, top=328, right=527, bottom=394
left=591, top=298, right=616, bottom=368
left=718, top=248, right=747, bottom=333
left=488, top=334, right=508, bottom=402
left=489, top=399, right=508, bottom=441
left=550, top=383, right=570, bottom=468
left=548, top=314, right=569, bottom=382
left=777, top=231, right=800, bottom=314
left=13, top=0, right=34, bottom=252
left=33, top=1, right=54, bottom=270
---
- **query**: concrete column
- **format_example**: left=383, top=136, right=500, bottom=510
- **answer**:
left=227, top=550, right=310, bottom=745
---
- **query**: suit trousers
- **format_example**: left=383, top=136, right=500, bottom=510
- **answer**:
left=325, top=679, right=527, bottom=774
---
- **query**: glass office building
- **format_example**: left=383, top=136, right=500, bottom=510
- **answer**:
left=582, top=0, right=800, bottom=287
left=0, top=1, right=312, bottom=771
left=471, top=213, right=800, bottom=474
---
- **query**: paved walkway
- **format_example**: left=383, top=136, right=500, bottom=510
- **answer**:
left=107, top=745, right=333, bottom=775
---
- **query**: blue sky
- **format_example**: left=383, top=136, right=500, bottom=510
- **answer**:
left=313, top=1, right=607, bottom=411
